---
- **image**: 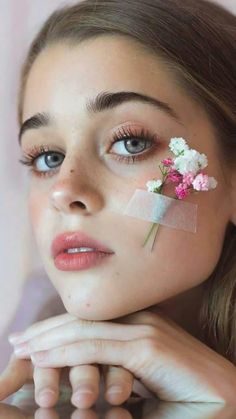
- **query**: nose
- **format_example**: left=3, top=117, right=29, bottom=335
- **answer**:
left=50, top=169, right=104, bottom=215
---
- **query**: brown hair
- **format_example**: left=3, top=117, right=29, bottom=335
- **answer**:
left=17, top=0, right=236, bottom=362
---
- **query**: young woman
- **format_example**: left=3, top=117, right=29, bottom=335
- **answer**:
left=1, top=0, right=236, bottom=410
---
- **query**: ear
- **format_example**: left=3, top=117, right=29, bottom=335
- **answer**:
left=229, top=170, right=236, bottom=226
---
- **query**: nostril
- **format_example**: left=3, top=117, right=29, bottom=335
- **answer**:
left=74, top=201, right=86, bottom=209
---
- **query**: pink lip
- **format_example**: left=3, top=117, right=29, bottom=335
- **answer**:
left=51, top=231, right=114, bottom=259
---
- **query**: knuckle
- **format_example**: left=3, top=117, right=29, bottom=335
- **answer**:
left=91, top=339, right=105, bottom=355
left=140, top=337, right=158, bottom=358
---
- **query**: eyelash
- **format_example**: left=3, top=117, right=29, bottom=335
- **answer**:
left=19, top=126, right=159, bottom=178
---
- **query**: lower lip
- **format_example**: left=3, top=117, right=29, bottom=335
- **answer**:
left=54, top=251, right=114, bottom=271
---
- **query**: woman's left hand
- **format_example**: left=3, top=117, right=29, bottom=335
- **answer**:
left=9, top=310, right=236, bottom=403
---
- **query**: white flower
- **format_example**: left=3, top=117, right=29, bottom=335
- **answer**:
left=169, top=137, right=189, bottom=155
left=208, top=177, right=218, bottom=189
left=173, top=149, right=207, bottom=175
left=198, top=153, right=208, bottom=170
left=173, top=149, right=199, bottom=175
left=146, top=179, right=163, bottom=192
left=192, top=174, right=218, bottom=191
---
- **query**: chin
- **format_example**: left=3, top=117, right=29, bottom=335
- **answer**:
left=62, top=298, right=135, bottom=321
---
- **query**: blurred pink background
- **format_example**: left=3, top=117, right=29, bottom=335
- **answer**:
left=0, top=0, right=235, bottom=372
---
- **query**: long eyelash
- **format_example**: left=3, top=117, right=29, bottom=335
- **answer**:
left=19, top=126, right=159, bottom=176
left=19, top=144, right=52, bottom=166
left=109, top=126, right=159, bottom=164
left=19, top=144, right=59, bottom=178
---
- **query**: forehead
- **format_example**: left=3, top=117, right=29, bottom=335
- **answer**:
left=21, top=35, right=222, bottom=165
left=22, top=35, right=192, bottom=121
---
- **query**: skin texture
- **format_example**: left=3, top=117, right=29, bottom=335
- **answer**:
left=21, top=36, right=233, bottom=323
left=6, top=35, right=235, bottom=409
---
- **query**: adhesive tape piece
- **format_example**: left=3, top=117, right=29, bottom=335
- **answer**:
left=123, top=189, right=197, bottom=233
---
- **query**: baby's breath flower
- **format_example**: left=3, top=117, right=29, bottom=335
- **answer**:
left=175, top=183, right=190, bottom=199
left=162, top=157, right=174, bottom=166
left=182, top=172, right=195, bottom=186
left=146, top=179, right=163, bottom=192
left=166, top=169, right=183, bottom=183
left=143, top=136, right=218, bottom=251
left=198, top=153, right=208, bottom=170
left=173, top=149, right=205, bottom=175
left=169, top=137, right=189, bottom=155
left=208, top=177, right=218, bottom=189
left=192, top=173, right=218, bottom=191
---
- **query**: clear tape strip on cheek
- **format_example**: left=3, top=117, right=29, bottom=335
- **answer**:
left=122, top=189, right=198, bottom=233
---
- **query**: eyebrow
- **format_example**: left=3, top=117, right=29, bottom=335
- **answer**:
left=18, top=90, right=182, bottom=144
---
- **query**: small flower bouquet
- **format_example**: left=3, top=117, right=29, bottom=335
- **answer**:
left=143, top=137, right=218, bottom=251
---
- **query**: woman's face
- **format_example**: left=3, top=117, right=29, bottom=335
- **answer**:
left=20, top=36, right=232, bottom=320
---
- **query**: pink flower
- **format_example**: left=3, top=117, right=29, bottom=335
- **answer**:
left=175, top=183, right=190, bottom=199
left=162, top=157, right=174, bottom=167
left=192, top=173, right=210, bottom=191
left=166, top=168, right=183, bottom=183
left=182, top=172, right=195, bottom=187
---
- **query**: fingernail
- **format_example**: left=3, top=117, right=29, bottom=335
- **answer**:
left=107, top=385, right=124, bottom=395
left=37, top=388, right=56, bottom=406
left=73, top=385, right=94, bottom=401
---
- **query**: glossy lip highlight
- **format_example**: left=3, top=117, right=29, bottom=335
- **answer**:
left=51, top=231, right=115, bottom=259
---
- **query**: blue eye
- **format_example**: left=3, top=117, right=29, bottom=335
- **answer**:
left=108, top=126, right=159, bottom=163
left=19, top=145, right=65, bottom=178
left=111, top=137, right=150, bottom=154
left=19, top=126, right=160, bottom=177
left=35, top=152, right=64, bottom=172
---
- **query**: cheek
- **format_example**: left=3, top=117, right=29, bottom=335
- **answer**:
left=28, top=189, right=47, bottom=233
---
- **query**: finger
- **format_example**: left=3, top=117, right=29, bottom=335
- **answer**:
left=69, top=364, right=100, bottom=409
left=34, top=366, right=62, bottom=408
left=8, top=313, right=77, bottom=344
left=12, top=321, right=147, bottom=357
left=0, top=353, right=33, bottom=400
left=104, top=366, right=134, bottom=406
left=30, top=339, right=133, bottom=369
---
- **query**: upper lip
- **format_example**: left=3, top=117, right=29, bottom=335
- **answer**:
left=51, top=231, right=114, bottom=258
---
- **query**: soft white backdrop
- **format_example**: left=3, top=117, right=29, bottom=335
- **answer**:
left=0, top=0, right=235, bottom=336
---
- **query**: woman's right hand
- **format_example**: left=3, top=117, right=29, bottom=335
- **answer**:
left=0, top=351, right=135, bottom=409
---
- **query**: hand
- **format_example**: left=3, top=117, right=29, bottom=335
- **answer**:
left=5, top=314, right=135, bottom=409
left=0, top=351, right=75, bottom=408
left=9, top=310, right=236, bottom=403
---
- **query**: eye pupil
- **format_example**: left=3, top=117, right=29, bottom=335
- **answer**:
left=45, top=153, right=62, bottom=168
left=125, top=138, right=146, bottom=153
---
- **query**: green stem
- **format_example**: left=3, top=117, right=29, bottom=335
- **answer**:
left=142, top=222, right=159, bottom=248
left=151, top=223, right=160, bottom=252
